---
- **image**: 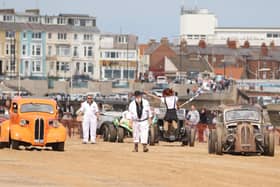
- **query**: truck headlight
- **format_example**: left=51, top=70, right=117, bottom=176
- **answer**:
left=49, top=120, right=60, bottom=128
left=20, top=119, right=29, bottom=126
left=255, top=134, right=263, bottom=142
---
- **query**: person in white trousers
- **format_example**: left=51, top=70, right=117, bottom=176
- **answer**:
left=128, top=90, right=152, bottom=152
left=78, top=94, right=99, bottom=144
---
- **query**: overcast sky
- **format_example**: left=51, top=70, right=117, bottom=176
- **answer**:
left=1, top=0, right=279, bottom=43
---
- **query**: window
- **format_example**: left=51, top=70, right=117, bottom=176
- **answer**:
left=48, top=33, right=52, bottom=39
left=10, top=60, right=16, bottom=72
left=267, top=33, right=272, bottom=38
left=84, top=47, right=87, bottom=56
left=32, top=61, right=41, bottom=72
left=84, top=63, right=87, bottom=72
left=6, top=31, right=15, bottom=38
left=32, top=32, right=42, bottom=39
left=88, top=64, right=93, bottom=73
left=3, top=15, right=13, bottom=21
left=56, top=62, right=60, bottom=71
left=11, top=44, right=15, bottom=55
left=57, top=18, right=65, bottom=24
left=74, top=34, right=78, bottom=40
left=56, top=45, right=70, bottom=56
left=29, top=16, right=38, bottom=23
left=23, top=32, right=26, bottom=39
left=45, top=17, right=51, bottom=24
left=6, top=44, right=9, bottom=55
left=48, top=46, right=52, bottom=56
left=88, top=46, right=93, bottom=57
left=118, top=35, right=128, bottom=44
left=80, top=19, right=86, bottom=26
left=76, top=62, right=80, bottom=72
left=32, top=45, right=41, bottom=56
left=57, top=33, right=67, bottom=40
left=73, top=46, right=78, bottom=57
left=36, top=45, right=41, bottom=56
left=83, top=34, right=93, bottom=41
left=22, top=45, right=26, bottom=56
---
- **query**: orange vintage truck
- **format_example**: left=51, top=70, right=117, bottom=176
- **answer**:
left=0, top=97, right=67, bottom=151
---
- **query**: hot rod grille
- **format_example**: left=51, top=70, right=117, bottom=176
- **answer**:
left=241, top=126, right=250, bottom=145
left=35, top=118, right=44, bottom=143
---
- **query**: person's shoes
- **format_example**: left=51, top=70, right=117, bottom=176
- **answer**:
left=132, top=143, right=138, bottom=152
left=82, top=141, right=88, bottom=144
left=90, top=141, right=96, bottom=144
left=143, top=144, right=149, bottom=152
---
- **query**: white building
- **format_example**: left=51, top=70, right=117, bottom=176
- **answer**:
left=180, top=6, right=280, bottom=46
left=99, top=34, right=138, bottom=81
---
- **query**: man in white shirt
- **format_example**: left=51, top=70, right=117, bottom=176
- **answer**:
left=128, top=91, right=152, bottom=152
left=78, top=94, right=100, bottom=144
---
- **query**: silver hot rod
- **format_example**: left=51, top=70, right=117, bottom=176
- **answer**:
left=208, top=105, right=274, bottom=156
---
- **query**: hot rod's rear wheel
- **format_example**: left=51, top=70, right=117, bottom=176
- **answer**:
left=108, top=124, right=117, bottom=142
left=267, top=133, right=275, bottom=156
left=102, top=124, right=109, bottom=142
left=215, top=127, right=223, bottom=155
left=208, top=129, right=217, bottom=154
left=11, top=140, right=20, bottom=150
left=117, top=127, right=125, bottom=143
left=52, top=142, right=65, bottom=151
left=189, top=128, right=195, bottom=147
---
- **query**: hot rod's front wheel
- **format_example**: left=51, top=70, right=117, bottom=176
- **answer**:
left=215, top=127, right=223, bottom=155
left=52, top=142, right=65, bottom=151
left=10, top=140, right=20, bottom=150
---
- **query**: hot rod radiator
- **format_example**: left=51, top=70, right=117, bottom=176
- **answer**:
left=241, top=125, right=251, bottom=145
left=34, top=118, right=44, bottom=143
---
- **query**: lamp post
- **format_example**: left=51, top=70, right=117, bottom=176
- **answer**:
left=126, top=34, right=129, bottom=81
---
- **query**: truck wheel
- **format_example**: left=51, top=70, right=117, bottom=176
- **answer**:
left=117, top=127, right=125, bottom=143
left=149, top=125, right=156, bottom=146
left=215, top=127, right=223, bottom=155
left=11, top=140, right=20, bottom=150
left=154, top=125, right=159, bottom=143
left=108, top=124, right=117, bottom=142
left=102, top=124, right=109, bottom=142
left=265, top=133, right=275, bottom=156
left=208, top=129, right=217, bottom=154
left=189, top=128, right=195, bottom=147
left=52, top=142, right=65, bottom=152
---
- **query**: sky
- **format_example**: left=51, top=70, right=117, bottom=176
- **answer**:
left=1, top=0, right=280, bottom=43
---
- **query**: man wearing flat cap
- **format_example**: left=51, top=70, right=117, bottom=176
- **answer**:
left=128, top=90, right=152, bottom=152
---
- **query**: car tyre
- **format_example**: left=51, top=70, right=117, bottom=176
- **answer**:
left=52, top=142, right=65, bottom=152
left=117, top=127, right=125, bottom=143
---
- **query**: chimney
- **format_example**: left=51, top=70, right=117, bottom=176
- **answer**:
left=0, top=9, right=15, bottom=14
left=261, top=43, right=268, bottom=56
left=148, top=39, right=156, bottom=46
left=160, top=37, right=169, bottom=45
left=25, top=9, right=40, bottom=15
left=198, top=40, right=206, bottom=48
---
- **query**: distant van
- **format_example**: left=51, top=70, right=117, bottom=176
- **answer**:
left=156, top=76, right=168, bottom=84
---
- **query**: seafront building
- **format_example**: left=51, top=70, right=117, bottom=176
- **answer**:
left=180, top=6, right=280, bottom=46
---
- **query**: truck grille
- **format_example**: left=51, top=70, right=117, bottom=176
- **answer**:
left=241, top=126, right=250, bottom=145
left=35, top=118, right=44, bottom=143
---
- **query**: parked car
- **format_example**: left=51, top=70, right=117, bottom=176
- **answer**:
left=0, top=97, right=67, bottom=151
left=208, top=104, right=275, bottom=156
left=102, top=111, right=158, bottom=145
